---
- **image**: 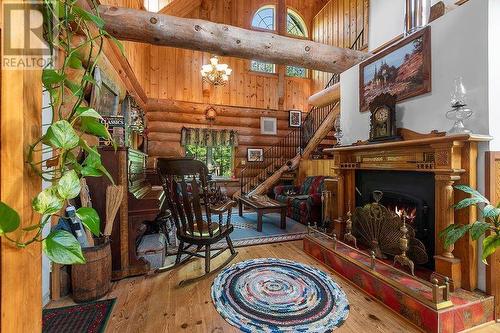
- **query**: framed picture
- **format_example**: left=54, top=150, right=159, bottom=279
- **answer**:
left=247, top=148, right=264, bottom=162
left=289, top=110, right=302, bottom=127
left=359, top=27, right=431, bottom=112
left=261, top=117, right=277, bottom=135
left=90, top=66, right=120, bottom=116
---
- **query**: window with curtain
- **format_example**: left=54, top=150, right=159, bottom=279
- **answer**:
left=181, top=128, right=238, bottom=178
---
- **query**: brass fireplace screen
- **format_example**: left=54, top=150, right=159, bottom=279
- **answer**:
left=349, top=191, right=428, bottom=275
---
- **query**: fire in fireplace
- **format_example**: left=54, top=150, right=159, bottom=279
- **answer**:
left=355, top=170, right=435, bottom=270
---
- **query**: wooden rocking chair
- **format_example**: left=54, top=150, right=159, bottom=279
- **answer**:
left=157, top=158, right=238, bottom=283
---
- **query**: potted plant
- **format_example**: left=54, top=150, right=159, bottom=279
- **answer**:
left=0, top=0, right=123, bottom=265
left=440, top=185, right=500, bottom=263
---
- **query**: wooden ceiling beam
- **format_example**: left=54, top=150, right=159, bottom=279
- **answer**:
left=98, top=5, right=370, bottom=73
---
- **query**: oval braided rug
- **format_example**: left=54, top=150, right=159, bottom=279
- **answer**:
left=211, top=258, right=349, bottom=332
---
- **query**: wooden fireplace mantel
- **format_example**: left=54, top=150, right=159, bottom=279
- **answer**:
left=323, top=133, right=491, bottom=173
left=323, top=131, right=492, bottom=291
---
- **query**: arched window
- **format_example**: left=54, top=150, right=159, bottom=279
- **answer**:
left=286, top=9, right=308, bottom=78
left=287, top=9, right=308, bottom=37
left=251, top=5, right=276, bottom=73
left=251, top=5, right=276, bottom=31
left=250, top=6, right=308, bottom=77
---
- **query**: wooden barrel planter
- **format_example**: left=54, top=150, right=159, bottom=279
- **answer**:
left=71, top=238, right=111, bottom=303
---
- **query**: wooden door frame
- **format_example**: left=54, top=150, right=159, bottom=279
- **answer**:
left=0, top=2, right=43, bottom=331
left=485, top=151, right=500, bottom=321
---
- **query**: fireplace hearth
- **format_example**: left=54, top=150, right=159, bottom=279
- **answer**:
left=355, top=170, right=435, bottom=269
left=324, top=131, right=492, bottom=291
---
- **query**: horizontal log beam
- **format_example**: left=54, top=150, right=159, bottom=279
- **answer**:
left=98, top=5, right=369, bottom=73
left=308, top=83, right=340, bottom=107
left=146, top=99, right=293, bottom=120
left=148, top=114, right=289, bottom=129
left=148, top=121, right=292, bottom=137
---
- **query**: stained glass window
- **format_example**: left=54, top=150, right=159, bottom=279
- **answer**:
left=251, top=6, right=275, bottom=31
left=287, top=9, right=307, bottom=37
left=251, top=7, right=308, bottom=76
left=251, top=61, right=276, bottom=74
left=286, top=66, right=308, bottom=78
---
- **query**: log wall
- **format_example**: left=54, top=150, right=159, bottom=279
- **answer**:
left=311, top=0, right=369, bottom=93
left=99, top=0, right=369, bottom=178
left=142, top=0, right=329, bottom=172
left=147, top=98, right=295, bottom=176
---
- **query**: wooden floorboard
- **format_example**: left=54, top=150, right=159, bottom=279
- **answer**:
left=48, top=241, right=500, bottom=333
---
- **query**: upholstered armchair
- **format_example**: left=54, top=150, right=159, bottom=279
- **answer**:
left=274, top=176, right=328, bottom=225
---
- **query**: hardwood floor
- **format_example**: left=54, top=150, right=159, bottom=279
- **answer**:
left=48, top=241, right=500, bottom=333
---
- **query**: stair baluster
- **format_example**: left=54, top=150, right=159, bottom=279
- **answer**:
left=239, top=30, right=365, bottom=196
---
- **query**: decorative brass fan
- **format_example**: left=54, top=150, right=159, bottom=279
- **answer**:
left=351, top=198, right=428, bottom=265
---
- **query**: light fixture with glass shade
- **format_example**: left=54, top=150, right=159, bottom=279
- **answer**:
left=445, top=77, right=473, bottom=134
left=200, top=55, right=232, bottom=86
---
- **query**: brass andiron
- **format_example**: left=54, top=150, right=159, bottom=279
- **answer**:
left=321, top=190, right=333, bottom=232
left=393, top=212, right=415, bottom=275
left=344, top=203, right=358, bottom=248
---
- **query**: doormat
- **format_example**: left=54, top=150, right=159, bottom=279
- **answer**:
left=42, top=298, right=115, bottom=333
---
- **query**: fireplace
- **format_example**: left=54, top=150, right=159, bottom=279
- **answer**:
left=355, top=170, right=435, bottom=270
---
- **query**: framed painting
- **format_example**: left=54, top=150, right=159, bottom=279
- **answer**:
left=289, top=110, right=302, bottom=127
left=359, top=27, right=431, bottom=112
left=90, top=66, right=120, bottom=116
left=247, top=148, right=264, bottom=162
left=261, top=117, right=277, bottom=135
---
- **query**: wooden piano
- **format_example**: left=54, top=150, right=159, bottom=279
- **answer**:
left=86, top=147, right=163, bottom=280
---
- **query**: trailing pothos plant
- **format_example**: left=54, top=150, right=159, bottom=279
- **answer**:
left=440, top=185, right=500, bottom=264
left=0, top=0, right=124, bottom=264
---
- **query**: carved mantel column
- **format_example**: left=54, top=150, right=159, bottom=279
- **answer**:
left=330, top=151, right=347, bottom=236
left=434, top=173, right=462, bottom=290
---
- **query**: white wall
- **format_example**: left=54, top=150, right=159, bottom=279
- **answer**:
left=42, top=91, right=53, bottom=306
left=368, top=0, right=404, bottom=51
left=341, top=0, right=490, bottom=290
left=343, top=0, right=489, bottom=145
left=488, top=0, right=500, bottom=151
left=368, top=0, right=458, bottom=52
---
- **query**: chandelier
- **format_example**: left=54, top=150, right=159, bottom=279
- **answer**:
left=200, top=55, right=232, bottom=86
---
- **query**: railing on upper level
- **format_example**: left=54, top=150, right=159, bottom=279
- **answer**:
left=239, top=29, right=365, bottom=196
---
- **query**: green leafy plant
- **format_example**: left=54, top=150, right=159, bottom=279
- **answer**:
left=440, top=185, right=500, bottom=263
left=0, top=0, right=123, bottom=264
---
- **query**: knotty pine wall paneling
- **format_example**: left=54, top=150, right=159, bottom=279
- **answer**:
left=143, top=0, right=329, bottom=172
left=100, top=0, right=150, bottom=96
left=311, top=0, right=369, bottom=93
left=0, top=1, right=42, bottom=330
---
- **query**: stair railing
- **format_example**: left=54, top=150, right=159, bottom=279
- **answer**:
left=239, top=29, right=365, bottom=196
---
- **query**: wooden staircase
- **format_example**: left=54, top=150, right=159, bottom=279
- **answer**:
left=236, top=30, right=365, bottom=198
left=238, top=100, right=340, bottom=197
